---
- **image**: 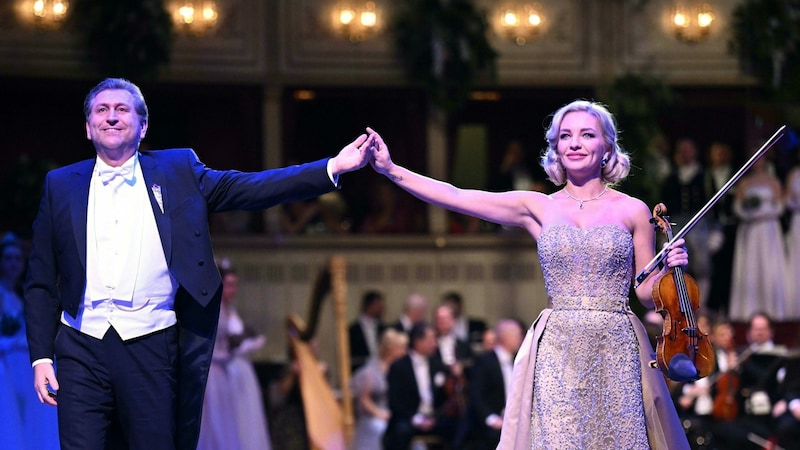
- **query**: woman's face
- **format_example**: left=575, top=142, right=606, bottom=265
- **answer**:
left=1, top=244, right=24, bottom=282
left=221, top=273, right=238, bottom=303
left=557, top=111, right=608, bottom=177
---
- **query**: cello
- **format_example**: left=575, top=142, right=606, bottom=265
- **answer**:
left=650, top=203, right=716, bottom=382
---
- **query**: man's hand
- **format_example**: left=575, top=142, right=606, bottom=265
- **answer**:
left=33, top=362, right=59, bottom=406
left=328, top=133, right=372, bottom=177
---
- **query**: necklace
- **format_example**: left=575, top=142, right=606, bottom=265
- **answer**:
left=562, top=186, right=609, bottom=209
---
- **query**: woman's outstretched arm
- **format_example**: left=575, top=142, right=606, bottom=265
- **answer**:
left=367, top=127, right=545, bottom=229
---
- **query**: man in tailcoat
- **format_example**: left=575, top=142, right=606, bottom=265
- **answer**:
left=24, top=77, right=371, bottom=449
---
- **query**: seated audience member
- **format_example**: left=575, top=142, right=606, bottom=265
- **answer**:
left=383, top=322, right=454, bottom=450
left=351, top=329, right=408, bottom=450
left=468, top=319, right=524, bottom=450
left=441, top=291, right=488, bottom=354
left=348, top=290, right=386, bottom=373
left=391, top=292, right=429, bottom=335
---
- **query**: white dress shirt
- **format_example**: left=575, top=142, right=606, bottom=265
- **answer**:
left=61, top=153, right=178, bottom=340
left=410, top=351, right=434, bottom=420
left=358, top=315, right=380, bottom=357
left=453, top=316, right=469, bottom=342
left=438, top=333, right=457, bottom=366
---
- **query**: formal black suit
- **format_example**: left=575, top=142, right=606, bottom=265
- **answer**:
left=383, top=353, right=449, bottom=450
left=390, top=317, right=413, bottom=335
left=462, top=316, right=488, bottom=350
left=468, top=350, right=507, bottom=449
left=25, top=149, right=335, bottom=449
left=433, top=335, right=474, bottom=368
left=347, top=318, right=385, bottom=372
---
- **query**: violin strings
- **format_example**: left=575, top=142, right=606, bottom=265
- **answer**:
left=673, top=266, right=698, bottom=341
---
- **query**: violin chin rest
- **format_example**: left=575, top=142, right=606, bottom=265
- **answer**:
left=666, top=353, right=699, bottom=382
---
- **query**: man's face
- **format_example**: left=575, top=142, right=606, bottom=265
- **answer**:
left=748, top=316, right=773, bottom=346
left=85, top=89, right=147, bottom=158
left=435, top=307, right=454, bottom=336
left=367, top=298, right=385, bottom=319
left=415, top=328, right=437, bottom=357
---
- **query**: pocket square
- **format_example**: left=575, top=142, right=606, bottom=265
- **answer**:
left=151, top=183, right=164, bottom=214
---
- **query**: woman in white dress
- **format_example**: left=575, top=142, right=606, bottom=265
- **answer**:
left=785, top=160, right=800, bottom=319
left=728, top=156, right=788, bottom=321
left=350, top=328, right=407, bottom=450
left=221, top=265, right=273, bottom=450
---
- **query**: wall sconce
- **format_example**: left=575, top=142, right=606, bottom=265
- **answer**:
left=671, top=3, right=714, bottom=44
left=333, top=1, right=379, bottom=43
left=20, top=0, right=69, bottom=29
left=497, top=3, right=545, bottom=45
left=171, top=1, right=219, bottom=35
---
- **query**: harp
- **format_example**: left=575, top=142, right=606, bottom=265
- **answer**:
left=286, top=256, right=354, bottom=450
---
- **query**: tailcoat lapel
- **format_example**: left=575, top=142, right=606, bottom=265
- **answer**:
left=140, top=153, right=172, bottom=263
left=69, top=161, right=93, bottom=271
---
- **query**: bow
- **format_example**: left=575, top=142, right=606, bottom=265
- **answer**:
left=99, top=165, right=134, bottom=185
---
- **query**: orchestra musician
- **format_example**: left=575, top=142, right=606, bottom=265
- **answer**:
left=713, top=312, right=786, bottom=450
left=677, top=318, right=738, bottom=448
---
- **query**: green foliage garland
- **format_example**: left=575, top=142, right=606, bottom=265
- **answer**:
left=730, top=0, right=800, bottom=98
left=70, top=0, right=173, bottom=80
left=597, top=73, right=675, bottom=205
left=390, top=0, right=497, bottom=112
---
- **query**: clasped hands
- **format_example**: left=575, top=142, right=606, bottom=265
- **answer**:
left=328, top=127, right=393, bottom=176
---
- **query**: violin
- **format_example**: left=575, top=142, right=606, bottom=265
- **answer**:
left=442, top=363, right=468, bottom=418
left=650, top=203, right=716, bottom=382
left=711, top=342, right=740, bottom=421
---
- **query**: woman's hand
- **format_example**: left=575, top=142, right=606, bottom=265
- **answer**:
left=663, top=238, right=689, bottom=269
left=366, top=127, right=394, bottom=176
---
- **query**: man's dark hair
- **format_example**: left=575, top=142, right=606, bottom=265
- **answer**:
left=409, top=321, right=432, bottom=349
left=361, top=290, right=384, bottom=312
left=441, top=291, right=462, bottom=306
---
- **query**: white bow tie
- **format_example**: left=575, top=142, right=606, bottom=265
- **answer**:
left=99, top=165, right=134, bottom=185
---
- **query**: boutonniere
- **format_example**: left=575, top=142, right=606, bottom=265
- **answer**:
left=434, top=372, right=446, bottom=387
left=151, top=183, right=164, bottom=214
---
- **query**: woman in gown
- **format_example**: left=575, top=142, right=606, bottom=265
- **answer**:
left=728, top=156, right=787, bottom=321
left=350, top=328, right=407, bottom=450
left=197, top=265, right=242, bottom=450
left=220, top=264, right=273, bottom=450
left=365, top=99, right=691, bottom=449
left=785, top=161, right=800, bottom=319
left=0, top=234, right=59, bottom=450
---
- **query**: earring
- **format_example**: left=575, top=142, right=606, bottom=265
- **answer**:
left=601, top=156, right=608, bottom=168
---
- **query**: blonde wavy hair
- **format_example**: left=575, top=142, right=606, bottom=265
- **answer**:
left=540, top=100, right=631, bottom=186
